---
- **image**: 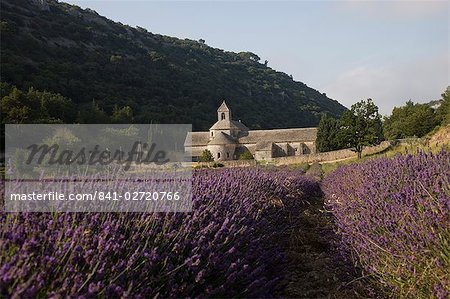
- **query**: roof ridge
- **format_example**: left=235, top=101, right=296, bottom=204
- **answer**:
left=217, top=100, right=230, bottom=112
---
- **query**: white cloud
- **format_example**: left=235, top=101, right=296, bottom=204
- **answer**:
left=322, top=51, right=450, bottom=115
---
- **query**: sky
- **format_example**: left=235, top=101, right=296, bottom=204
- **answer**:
left=65, top=0, right=449, bottom=115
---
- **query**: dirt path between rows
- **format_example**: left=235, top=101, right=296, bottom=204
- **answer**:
left=279, top=168, right=378, bottom=298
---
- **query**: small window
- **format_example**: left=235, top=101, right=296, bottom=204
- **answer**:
left=218, top=152, right=221, bottom=158
left=227, top=152, right=230, bottom=158
left=211, top=131, right=214, bottom=136
left=221, top=113, right=225, bottom=120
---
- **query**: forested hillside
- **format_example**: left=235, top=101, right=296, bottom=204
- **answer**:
left=0, top=0, right=346, bottom=130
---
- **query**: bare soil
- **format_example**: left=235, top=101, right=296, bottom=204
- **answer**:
left=278, top=166, right=381, bottom=298
left=280, top=196, right=379, bottom=298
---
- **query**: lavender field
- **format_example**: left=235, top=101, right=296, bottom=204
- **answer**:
left=323, top=149, right=450, bottom=298
left=0, top=169, right=322, bottom=298
left=1, top=151, right=449, bottom=298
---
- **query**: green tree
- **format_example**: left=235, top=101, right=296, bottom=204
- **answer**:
left=316, top=113, right=343, bottom=152
left=29, top=88, right=76, bottom=123
left=0, top=85, right=75, bottom=124
left=111, top=105, right=133, bottom=123
left=436, top=86, right=450, bottom=125
left=0, top=81, right=13, bottom=97
left=199, top=149, right=214, bottom=162
left=340, top=99, right=383, bottom=159
left=239, top=150, right=254, bottom=160
left=76, top=100, right=109, bottom=123
left=0, top=87, right=32, bottom=123
left=110, top=55, right=123, bottom=72
left=238, top=51, right=261, bottom=62
left=383, top=100, right=439, bottom=140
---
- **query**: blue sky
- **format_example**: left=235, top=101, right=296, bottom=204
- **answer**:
left=66, top=0, right=449, bottom=115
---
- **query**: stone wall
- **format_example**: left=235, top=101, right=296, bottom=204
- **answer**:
left=272, top=141, right=391, bottom=166
left=193, top=141, right=391, bottom=168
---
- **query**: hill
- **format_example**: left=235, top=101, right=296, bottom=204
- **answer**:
left=429, top=124, right=450, bottom=146
left=0, top=0, right=346, bottom=130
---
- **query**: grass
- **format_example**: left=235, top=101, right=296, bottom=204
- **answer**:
left=285, top=162, right=311, bottom=172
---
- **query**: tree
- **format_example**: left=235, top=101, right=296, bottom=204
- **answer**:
left=339, top=99, right=383, bottom=159
left=316, top=113, right=343, bottom=152
left=0, top=85, right=75, bottom=124
left=199, top=149, right=214, bottom=162
left=238, top=52, right=260, bottom=62
left=239, top=150, right=254, bottom=160
left=0, top=87, right=32, bottom=123
left=383, top=100, right=439, bottom=140
left=76, top=100, right=109, bottom=124
left=436, top=86, right=450, bottom=125
left=111, top=105, right=133, bottom=123
left=110, top=55, right=123, bottom=72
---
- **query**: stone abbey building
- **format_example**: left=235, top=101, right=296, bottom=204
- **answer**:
left=185, top=101, right=317, bottom=161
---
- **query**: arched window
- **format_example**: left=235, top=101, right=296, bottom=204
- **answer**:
left=217, top=152, right=221, bottom=158
left=211, top=131, right=214, bottom=137
left=221, top=113, right=225, bottom=120
left=227, top=152, right=230, bottom=158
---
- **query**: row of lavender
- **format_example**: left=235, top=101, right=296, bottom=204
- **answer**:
left=0, top=168, right=320, bottom=298
left=323, top=149, right=450, bottom=298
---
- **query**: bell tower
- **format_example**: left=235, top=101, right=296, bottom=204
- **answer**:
left=217, top=101, right=231, bottom=122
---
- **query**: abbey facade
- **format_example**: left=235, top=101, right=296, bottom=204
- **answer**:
left=185, top=101, right=317, bottom=161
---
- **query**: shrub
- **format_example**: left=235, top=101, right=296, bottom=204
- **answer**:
left=199, top=149, right=214, bottom=162
left=239, top=150, right=254, bottom=160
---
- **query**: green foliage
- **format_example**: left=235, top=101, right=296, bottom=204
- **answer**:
left=316, top=114, right=343, bottom=152
left=383, top=100, right=439, bottom=139
left=0, top=83, right=76, bottom=124
left=436, top=86, right=450, bottom=125
left=238, top=51, right=261, bottom=62
left=239, top=150, right=254, bottom=160
left=199, top=149, right=214, bottom=162
left=111, top=105, right=133, bottom=123
left=44, top=127, right=80, bottom=147
left=1, top=83, right=136, bottom=125
left=286, top=162, right=310, bottom=172
left=77, top=101, right=110, bottom=124
left=339, top=99, right=383, bottom=159
left=0, top=0, right=346, bottom=130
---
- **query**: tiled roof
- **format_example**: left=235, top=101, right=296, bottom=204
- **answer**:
left=232, top=120, right=249, bottom=132
left=255, top=141, right=274, bottom=151
left=238, top=128, right=317, bottom=144
left=209, top=119, right=249, bottom=131
left=208, top=132, right=236, bottom=145
left=184, top=131, right=209, bottom=146
left=186, top=127, right=317, bottom=147
left=209, top=119, right=240, bottom=130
